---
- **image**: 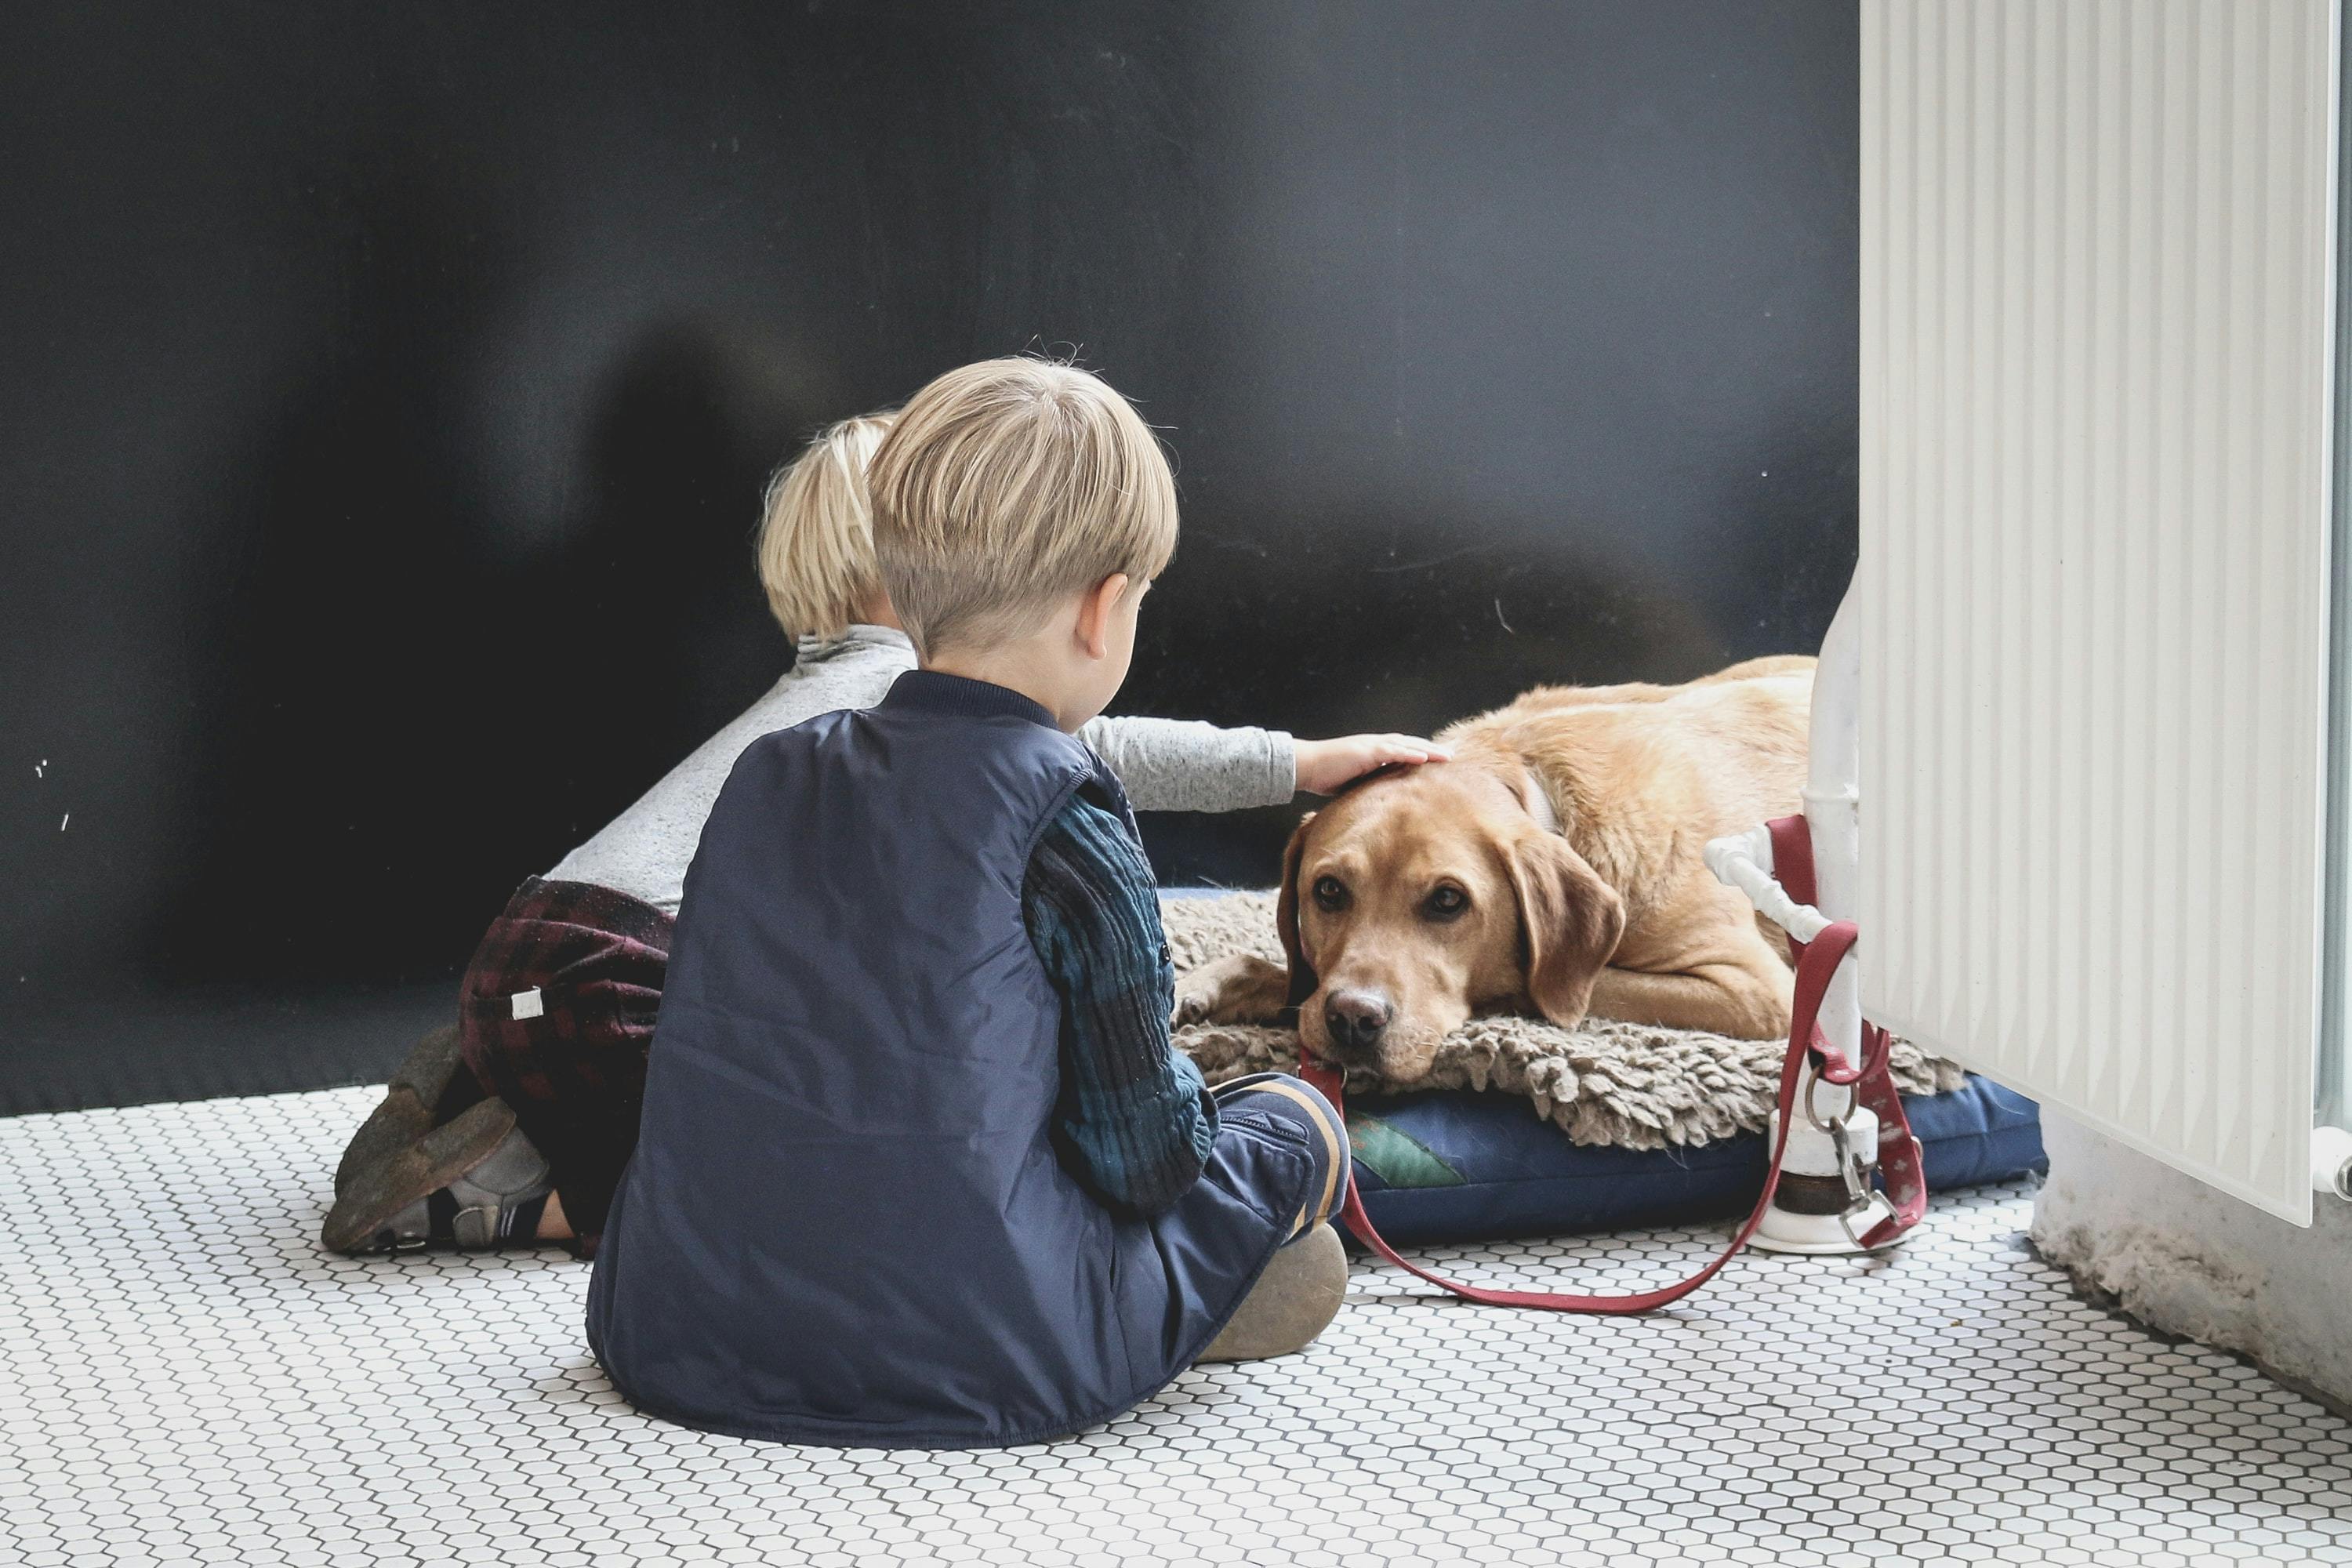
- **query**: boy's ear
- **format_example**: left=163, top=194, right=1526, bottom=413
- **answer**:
left=1074, top=572, right=1131, bottom=659
left=1274, top=812, right=1319, bottom=1006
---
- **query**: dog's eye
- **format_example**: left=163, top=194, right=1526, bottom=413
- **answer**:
left=1424, top=884, right=1469, bottom=920
left=1312, top=876, right=1348, bottom=912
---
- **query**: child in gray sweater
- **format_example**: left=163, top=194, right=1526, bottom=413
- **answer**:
left=323, top=411, right=1435, bottom=1257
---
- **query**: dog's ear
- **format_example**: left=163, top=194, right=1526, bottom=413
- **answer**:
left=1274, top=811, right=1319, bottom=1006
left=1505, top=830, right=1626, bottom=1029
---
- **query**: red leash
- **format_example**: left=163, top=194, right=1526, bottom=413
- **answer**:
left=1766, top=816, right=1927, bottom=1250
left=1294, top=817, right=1925, bottom=1312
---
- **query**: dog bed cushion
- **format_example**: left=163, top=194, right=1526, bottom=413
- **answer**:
left=1339, top=1074, right=2043, bottom=1244
left=1160, top=890, right=2044, bottom=1243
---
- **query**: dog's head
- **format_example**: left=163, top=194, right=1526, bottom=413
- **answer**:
left=1278, top=760, right=1626, bottom=1083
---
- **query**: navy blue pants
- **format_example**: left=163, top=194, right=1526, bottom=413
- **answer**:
left=1207, top=1073, right=1349, bottom=1241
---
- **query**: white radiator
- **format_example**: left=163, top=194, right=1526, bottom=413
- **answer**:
left=1858, top=0, right=2340, bottom=1222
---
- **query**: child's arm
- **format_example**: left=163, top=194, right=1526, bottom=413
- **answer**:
left=1078, top=716, right=1446, bottom=811
left=1076, top=717, right=1290, bottom=814
left=1024, top=793, right=1218, bottom=1217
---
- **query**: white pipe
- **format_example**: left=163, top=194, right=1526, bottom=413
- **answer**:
left=1805, top=590, right=1864, bottom=1120
left=1704, top=826, right=1832, bottom=945
left=1704, top=580, right=1901, bottom=1254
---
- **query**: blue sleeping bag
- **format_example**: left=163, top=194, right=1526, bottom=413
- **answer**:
left=1339, top=1075, right=2042, bottom=1246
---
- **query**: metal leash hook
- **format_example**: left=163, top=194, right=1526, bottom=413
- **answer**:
left=1825, top=1116, right=1895, bottom=1254
left=1809, top=1073, right=1888, bottom=1243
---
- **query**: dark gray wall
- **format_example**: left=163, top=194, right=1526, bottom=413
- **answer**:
left=1, top=2, right=1856, bottom=1106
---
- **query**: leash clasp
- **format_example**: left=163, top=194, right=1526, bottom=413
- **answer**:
left=1825, top=1116, right=1892, bottom=1252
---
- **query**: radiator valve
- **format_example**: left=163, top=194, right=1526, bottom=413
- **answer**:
left=2312, top=1127, right=2352, bottom=1201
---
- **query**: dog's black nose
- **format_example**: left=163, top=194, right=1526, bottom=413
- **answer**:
left=1323, top=989, right=1394, bottom=1055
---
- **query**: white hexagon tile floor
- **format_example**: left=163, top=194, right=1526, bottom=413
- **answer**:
left=5, top=1088, right=2350, bottom=1568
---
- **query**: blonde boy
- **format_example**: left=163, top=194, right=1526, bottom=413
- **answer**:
left=323, top=393, right=1432, bottom=1261
left=584, top=360, right=1383, bottom=1448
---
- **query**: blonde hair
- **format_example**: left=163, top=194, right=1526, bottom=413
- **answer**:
left=867, top=358, right=1178, bottom=656
left=755, top=411, right=897, bottom=643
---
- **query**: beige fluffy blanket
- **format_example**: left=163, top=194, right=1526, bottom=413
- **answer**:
left=1162, top=891, right=1965, bottom=1151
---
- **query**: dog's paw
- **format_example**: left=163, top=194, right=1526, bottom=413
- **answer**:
left=1173, top=953, right=1292, bottom=1027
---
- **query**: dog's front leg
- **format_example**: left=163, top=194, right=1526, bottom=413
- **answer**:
left=1584, top=953, right=1795, bottom=1041
left=1173, top=953, right=1293, bottom=1026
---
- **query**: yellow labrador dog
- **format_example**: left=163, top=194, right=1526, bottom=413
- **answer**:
left=1177, top=656, right=1814, bottom=1084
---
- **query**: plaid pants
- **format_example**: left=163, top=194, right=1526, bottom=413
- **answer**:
left=452, top=877, right=672, bottom=1254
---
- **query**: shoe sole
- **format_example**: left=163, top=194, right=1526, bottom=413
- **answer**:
left=321, top=1096, right=518, bottom=1254
left=333, top=1024, right=465, bottom=1197
left=1196, top=1222, right=1349, bottom=1362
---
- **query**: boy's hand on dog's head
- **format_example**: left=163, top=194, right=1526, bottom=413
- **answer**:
left=1295, top=734, right=1450, bottom=797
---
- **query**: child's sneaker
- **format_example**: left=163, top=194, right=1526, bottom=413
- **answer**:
left=1196, top=1222, right=1349, bottom=1362
left=321, top=1098, right=550, bottom=1254
left=442, top=1123, right=556, bottom=1249
left=333, top=1024, right=466, bottom=1197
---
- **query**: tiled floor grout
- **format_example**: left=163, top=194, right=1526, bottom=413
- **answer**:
left=3, top=1087, right=2347, bottom=1567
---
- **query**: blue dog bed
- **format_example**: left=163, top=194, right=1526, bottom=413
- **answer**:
left=1340, top=1075, right=2043, bottom=1246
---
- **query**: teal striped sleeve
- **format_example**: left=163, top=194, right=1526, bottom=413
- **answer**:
left=1022, top=793, right=1218, bottom=1217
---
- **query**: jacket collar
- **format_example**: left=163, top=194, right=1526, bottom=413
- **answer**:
left=880, top=669, right=1062, bottom=731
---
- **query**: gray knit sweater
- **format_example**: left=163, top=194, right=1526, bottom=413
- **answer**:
left=547, top=624, right=1296, bottom=913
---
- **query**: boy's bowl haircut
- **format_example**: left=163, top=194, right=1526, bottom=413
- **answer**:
left=868, top=357, right=1178, bottom=659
